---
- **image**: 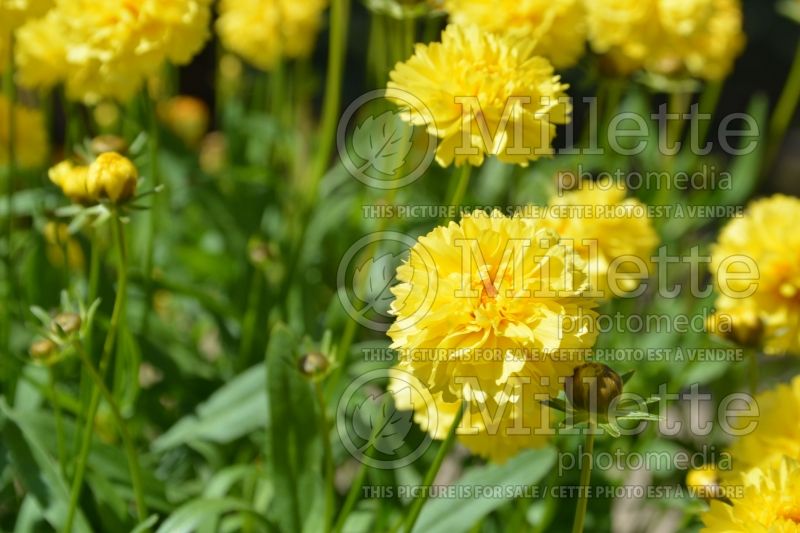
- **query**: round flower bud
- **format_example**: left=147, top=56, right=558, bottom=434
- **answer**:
left=706, top=308, right=764, bottom=348
left=53, top=312, right=81, bottom=335
left=159, top=96, right=209, bottom=147
left=298, top=352, right=330, bottom=378
left=30, top=338, right=56, bottom=360
left=686, top=465, right=722, bottom=499
left=87, top=152, right=138, bottom=203
left=565, top=362, right=623, bottom=415
left=49, top=160, right=92, bottom=204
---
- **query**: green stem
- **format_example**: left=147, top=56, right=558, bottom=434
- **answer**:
left=315, top=381, right=335, bottom=532
left=571, top=431, right=595, bottom=533
left=403, top=402, right=466, bottom=533
left=308, top=0, right=350, bottom=202
left=140, top=89, right=160, bottom=335
left=442, top=164, right=472, bottom=224
left=72, top=341, right=147, bottom=523
left=3, top=34, right=16, bottom=355
left=239, top=267, right=263, bottom=366
left=48, top=367, right=66, bottom=476
left=765, top=39, right=800, bottom=172
left=64, top=215, right=129, bottom=532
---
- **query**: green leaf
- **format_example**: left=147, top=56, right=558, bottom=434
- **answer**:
left=155, top=498, right=268, bottom=533
left=113, top=327, right=142, bottom=416
left=719, top=93, right=769, bottom=206
left=152, top=363, right=268, bottom=452
left=0, top=399, right=92, bottom=533
left=411, top=447, right=557, bottom=533
left=265, top=324, right=324, bottom=533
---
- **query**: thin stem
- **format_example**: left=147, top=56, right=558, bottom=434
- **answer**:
left=315, top=381, right=335, bottom=532
left=403, top=402, right=466, bottom=533
left=765, top=39, right=800, bottom=172
left=140, top=89, right=160, bottom=334
left=308, top=0, right=350, bottom=201
left=238, top=267, right=263, bottom=366
left=571, top=431, right=595, bottom=533
left=72, top=341, right=147, bottom=522
left=3, top=34, right=16, bottom=355
left=48, top=367, right=66, bottom=476
left=64, top=215, right=129, bottom=532
left=442, top=164, right=472, bottom=224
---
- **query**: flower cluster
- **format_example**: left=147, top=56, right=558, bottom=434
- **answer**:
left=216, top=0, right=329, bottom=71
left=15, top=0, right=212, bottom=103
left=387, top=210, right=599, bottom=461
left=443, top=0, right=587, bottom=69
left=49, top=152, right=138, bottom=205
left=709, top=195, right=800, bottom=355
left=388, top=24, right=571, bottom=168
left=585, top=0, right=745, bottom=81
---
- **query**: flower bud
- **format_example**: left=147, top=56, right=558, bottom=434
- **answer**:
left=159, top=96, right=209, bottom=147
left=706, top=308, right=763, bottom=348
left=565, top=362, right=623, bottom=415
left=686, top=465, right=723, bottom=499
left=298, top=352, right=330, bottom=378
left=53, top=312, right=81, bottom=335
left=30, top=338, right=56, bottom=360
left=49, top=160, right=92, bottom=204
left=87, top=152, right=138, bottom=203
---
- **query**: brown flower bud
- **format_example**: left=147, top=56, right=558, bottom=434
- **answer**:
left=90, top=134, right=128, bottom=156
left=298, top=352, right=330, bottom=378
left=53, top=312, right=81, bottom=335
left=30, top=338, right=56, bottom=360
left=565, top=362, right=623, bottom=415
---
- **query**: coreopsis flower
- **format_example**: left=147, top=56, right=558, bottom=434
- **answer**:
left=0, top=0, right=51, bottom=34
left=585, top=0, right=745, bottom=81
left=15, top=0, right=212, bottom=103
left=710, top=195, right=800, bottom=355
left=388, top=210, right=599, bottom=462
left=702, top=458, right=800, bottom=532
left=543, top=180, right=659, bottom=299
left=87, top=152, right=138, bottom=203
left=722, top=375, right=800, bottom=480
left=0, top=95, right=48, bottom=168
left=216, top=0, right=328, bottom=71
left=387, top=24, right=571, bottom=168
left=443, top=0, right=587, bottom=69
left=49, top=160, right=91, bottom=203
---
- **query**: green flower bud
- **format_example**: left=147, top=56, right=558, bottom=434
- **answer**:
left=298, top=352, right=330, bottom=378
left=53, top=312, right=81, bottom=335
left=30, top=338, right=56, bottom=360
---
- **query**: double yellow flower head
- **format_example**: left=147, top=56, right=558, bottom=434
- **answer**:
left=49, top=152, right=138, bottom=205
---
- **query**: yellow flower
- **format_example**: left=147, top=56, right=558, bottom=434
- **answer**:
left=722, top=375, right=800, bottom=480
left=710, top=195, right=800, bottom=355
left=0, top=95, right=48, bottom=169
left=585, top=0, right=745, bottom=81
left=0, top=0, right=51, bottom=34
left=16, top=0, right=212, bottom=103
left=48, top=160, right=91, bottom=203
left=387, top=24, right=571, bottom=168
left=216, top=0, right=328, bottom=71
left=543, top=179, right=659, bottom=299
left=443, top=0, right=587, bottom=69
left=87, top=152, right=138, bottom=203
left=388, top=209, right=599, bottom=462
left=702, top=458, right=800, bottom=532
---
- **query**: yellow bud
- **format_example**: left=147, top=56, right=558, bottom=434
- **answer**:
left=159, top=96, right=209, bottom=147
left=87, top=152, right=138, bottom=203
left=48, top=160, right=92, bottom=204
left=686, top=465, right=722, bottom=499
left=298, top=352, right=330, bottom=378
left=565, top=362, right=623, bottom=415
left=53, top=312, right=81, bottom=335
left=30, top=338, right=56, bottom=360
